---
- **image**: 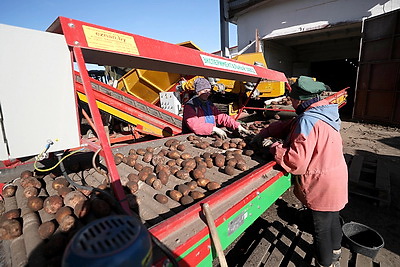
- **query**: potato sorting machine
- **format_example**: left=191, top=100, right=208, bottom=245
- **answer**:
left=0, top=17, right=336, bottom=266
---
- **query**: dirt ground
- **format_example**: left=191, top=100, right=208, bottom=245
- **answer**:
left=257, top=119, right=400, bottom=266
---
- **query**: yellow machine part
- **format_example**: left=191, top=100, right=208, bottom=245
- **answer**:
left=117, top=68, right=181, bottom=105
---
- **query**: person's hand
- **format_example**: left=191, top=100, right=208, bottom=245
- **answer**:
left=238, top=125, right=251, bottom=135
left=212, top=127, right=227, bottom=139
left=269, top=141, right=282, bottom=154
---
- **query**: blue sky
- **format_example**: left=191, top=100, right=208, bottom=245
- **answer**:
left=0, top=0, right=237, bottom=53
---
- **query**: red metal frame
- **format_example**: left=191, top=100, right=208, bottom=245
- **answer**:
left=48, top=16, right=288, bottom=215
left=150, top=161, right=283, bottom=266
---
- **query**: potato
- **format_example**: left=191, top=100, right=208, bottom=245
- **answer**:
left=177, top=144, right=186, bottom=151
left=205, top=158, right=214, bottom=168
left=27, top=196, right=44, bottom=211
left=142, top=152, right=153, bottom=163
left=136, top=148, right=146, bottom=155
left=52, top=178, right=69, bottom=190
left=222, top=142, right=230, bottom=150
left=142, top=166, right=153, bottom=174
left=57, top=187, right=72, bottom=198
left=175, top=158, right=184, bottom=167
left=152, top=179, right=163, bottom=190
left=20, top=170, right=33, bottom=179
left=167, top=150, right=180, bottom=160
left=195, top=142, right=209, bottom=149
left=59, top=215, right=75, bottom=232
left=207, top=182, right=221, bottom=191
left=38, top=220, right=56, bottom=239
left=127, top=173, right=140, bottom=182
left=164, top=139, right=178, bottom=147
left=197, top=178, right=210, bottom=187
left=0, top=219, right=22, bottom=240
left=201, top=152, right=210, bottom=158
left=236, top=163, right=249, bottom=171
left=125, top=157, right=136, bottom=167
left=157, top=170, right=169, bottom=185
left=168, top=190, right=182, bottom=202
left=177, top=184, right=190, bottom=196
left=43, top=195, right=63, bottom=214
left=64, top=191, right=86, bottom=209
left=175, top=170, right=190, bottom=180
left=170, top=166, right=180, bottom=175
left=146, top=147, right=155, bottom=153
left=185, top=181, right=198, bottom=190
left=190, top=191, right=205, bottom=200
left=134, top=163, right=144, bottom=171
left=158, top=149, right=169, bottom=156
left=1, top=209, right=20, bottom=220
left=229, top=143, right=237, bottom=148
left=182, top=159, right=196, bottom=170
left=151, top=154, right=165, bottom=166
left=128, top=149, right=136, bottom=155
left=23, top=187, right=38, bottom=198
left=155, top=194, right=168, bottom=204
left=20, top=177, right=41, bottom=189
left=145, top=175, right=157, bottom=185
left=74, top=200, right=90, bottom=218
left=166, top=159, right=176, bottom=167
left=55, top=206, right=72, bottom=224
left=126, top=181, right=139, bottom=194
left=211, top=140, right=223, bottom=148
left=138, top=171, right=149, bottom=181
left=180, top=196, right=194, bottom=206
left=180, top=152, right=192, bottom=160
left=243, top=149, right=254, bottom=156
left=191, top=169, right=205, bottom=180
left=114, top=153, right=124, bottom=159
left=2, top=184, right=17, bottom=197
left=114, top=155, right=123, bottom=165
left=226, top=159, right=238, bottom=167
left=224, top=166, right=235, bottom=175
left=214, top=154, right=225, bottom=168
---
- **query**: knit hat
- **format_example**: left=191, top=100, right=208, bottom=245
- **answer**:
left=194, top=77, right=211, bottom=93
left=289, top=76, right=326, bottom=100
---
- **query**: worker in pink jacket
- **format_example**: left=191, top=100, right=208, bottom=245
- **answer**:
left=252, top=76, right=348, bottom=267
left=183, top=77, right=249, bottom=138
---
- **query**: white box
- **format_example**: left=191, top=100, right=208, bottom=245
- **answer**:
left=0, top=24, right=80, bottom=160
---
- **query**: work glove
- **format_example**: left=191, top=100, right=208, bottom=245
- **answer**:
left=212, top=127, right=227, bottom=139
left=238, top=125, right=251, bottom=135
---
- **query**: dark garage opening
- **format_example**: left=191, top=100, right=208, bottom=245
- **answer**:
left=310, top=58, right=358, bottom=119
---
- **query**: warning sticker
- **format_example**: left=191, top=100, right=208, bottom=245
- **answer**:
left=82, top=25, right=139, bottom=55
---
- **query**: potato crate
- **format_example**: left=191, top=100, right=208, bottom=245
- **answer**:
left=345, top=154, right=391, bottom=207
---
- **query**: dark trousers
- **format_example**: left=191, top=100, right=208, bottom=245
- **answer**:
left=311, top=210, right=342, bottom=266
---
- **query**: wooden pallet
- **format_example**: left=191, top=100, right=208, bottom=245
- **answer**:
left=345, top=154, right=391, bottom=207
left=224, top=218, right=381, bottom=266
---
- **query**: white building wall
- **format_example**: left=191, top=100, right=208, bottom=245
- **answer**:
left=236, top=0, right=400, bottom=50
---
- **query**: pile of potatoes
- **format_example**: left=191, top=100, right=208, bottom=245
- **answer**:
left=0, top=170, right=111, bottom=243
left=114, top=135, right=259, bottom=207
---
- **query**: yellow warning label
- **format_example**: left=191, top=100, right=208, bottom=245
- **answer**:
left=82, top=25, right=139, bottom=55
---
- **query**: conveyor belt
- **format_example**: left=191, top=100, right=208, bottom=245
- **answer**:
left=75, top=72, right=182, bottom=137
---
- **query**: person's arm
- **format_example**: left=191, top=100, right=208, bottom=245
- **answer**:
left=183, top=105, right=214, bottom=135
left=212, top=105, right=240, bottom=129
left=270, top=118, right=316, bottom=174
